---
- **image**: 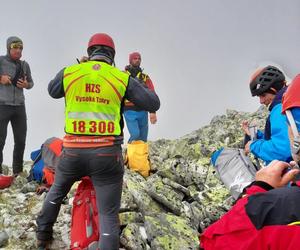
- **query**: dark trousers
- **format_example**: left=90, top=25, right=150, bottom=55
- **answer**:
left=36, top=146, right=124, bottom=250
left=0, top=105, right=27, bottom=174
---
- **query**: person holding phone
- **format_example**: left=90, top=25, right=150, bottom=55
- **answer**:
left=0, top=36, right=34, bottom=176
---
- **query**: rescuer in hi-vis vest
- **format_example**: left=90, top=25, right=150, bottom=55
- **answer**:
left=36, top=33, right=160, bottom=250
left=123, top=52, right=158, bottom=177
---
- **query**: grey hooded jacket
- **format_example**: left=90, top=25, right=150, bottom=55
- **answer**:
left=0, top=36, right=34, bottom=106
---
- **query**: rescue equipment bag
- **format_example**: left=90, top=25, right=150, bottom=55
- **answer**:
left=70, top=177, right=99, bottom=250
left=126, top=140, right=150, bottom=177
left=28, top=137, right=63, bottom=186
left=211, top=148, right=258, bottom=199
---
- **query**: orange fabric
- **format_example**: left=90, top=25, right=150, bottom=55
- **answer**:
left=282, top=74, right=300, bottom=113
left=48, top=139, right=63, bottom=156
left=43, top=167, right=55, bottom=186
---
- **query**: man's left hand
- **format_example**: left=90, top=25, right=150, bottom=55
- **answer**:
left=16, top=76, right=28, bottom=89
left=150, top=113, right=157, bottom=124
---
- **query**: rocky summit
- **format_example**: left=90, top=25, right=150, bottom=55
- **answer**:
left=0, top=107, right=267, bottom=250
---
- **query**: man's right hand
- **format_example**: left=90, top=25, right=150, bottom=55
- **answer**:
left=255, top=160, right=300, bottom=188
left=0, top=75, right=11, bottom=85
left=150, top=113, right=157, bottom=124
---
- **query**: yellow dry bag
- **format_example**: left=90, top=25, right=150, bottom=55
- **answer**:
left=126, top=140, right=150, bottom=177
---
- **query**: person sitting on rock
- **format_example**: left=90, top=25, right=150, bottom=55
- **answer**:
left=200, top=74, right=300, bottom=250
left=242, top=65, right=292, bottom=165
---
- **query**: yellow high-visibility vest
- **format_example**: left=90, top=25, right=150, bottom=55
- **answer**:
left=63, top=61, right=129, bottom=135
left=125, top=70, right=148, bottom=83
left=135, top=71, right=148, bottom=83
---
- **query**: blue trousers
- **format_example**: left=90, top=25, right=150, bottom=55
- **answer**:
left=124, top=110, right=148, bottom=142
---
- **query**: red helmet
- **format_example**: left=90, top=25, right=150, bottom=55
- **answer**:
left=88, top=33, right=115, bottom=51
left=282, top=74, right=300, bottom=113
left=0, top=175, right=14, bottom=189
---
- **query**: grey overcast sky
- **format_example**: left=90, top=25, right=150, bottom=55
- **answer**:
left=1, top=0, right=300, bottom=164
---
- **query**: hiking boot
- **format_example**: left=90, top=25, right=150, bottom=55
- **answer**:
left=37, top=239, right=51, bottom=250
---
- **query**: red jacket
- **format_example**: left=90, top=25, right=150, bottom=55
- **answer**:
left=200, top=181, right=300, bottom=250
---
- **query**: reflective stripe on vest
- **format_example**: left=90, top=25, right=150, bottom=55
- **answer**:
left=136, top=71, right=148, bottom=82
left=125, top=70, right=148, bottom=83
left=288, top=221, right=300, bottom=226
left=63, top=61, right=129, bottom=135
left=68, top=112, right=115, bottom=121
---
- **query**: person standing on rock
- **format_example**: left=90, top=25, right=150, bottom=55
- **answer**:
left=201, top=73, right=300, bottom=250
left=123, top=52, right=158, bottom=142
left=35, top=33, right=160, bottom=250
left=0, top=36, right=34, bottom=176
left=123, top=52, right=158, bottom=177
left=242, top=65, right=292, bottom=165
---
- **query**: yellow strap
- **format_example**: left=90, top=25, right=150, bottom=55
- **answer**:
left=288, top=221, right=300, bottom=226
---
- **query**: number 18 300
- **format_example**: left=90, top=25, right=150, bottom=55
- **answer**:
left=72, top=120, right=115, bottom=134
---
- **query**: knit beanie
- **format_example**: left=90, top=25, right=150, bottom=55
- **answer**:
left=129, top=52, right=141, bottom=64
left=6, top=36, right=23, bottom=53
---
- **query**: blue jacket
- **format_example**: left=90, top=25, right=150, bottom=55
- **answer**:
left=250, top=87, right=292, bottom=164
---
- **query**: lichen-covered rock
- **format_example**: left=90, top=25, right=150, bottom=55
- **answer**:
left=181, top=201, right=206, bottom=230
left=124, top=170, right=164, bottom=215
left=120, top=223, right=149, bottom=250
left=162, top=177, right=190, bottom=196
left=119, top=211, right=144, bottom=226
left=0, top=108, right=268, bottom=249
left=144, top=214, right=199, bottom=250
left=120, top=184, right=138, bottom=212
left=146, top=175, right=184, bottom=215
left=0, top=231, right=9, bottom=247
